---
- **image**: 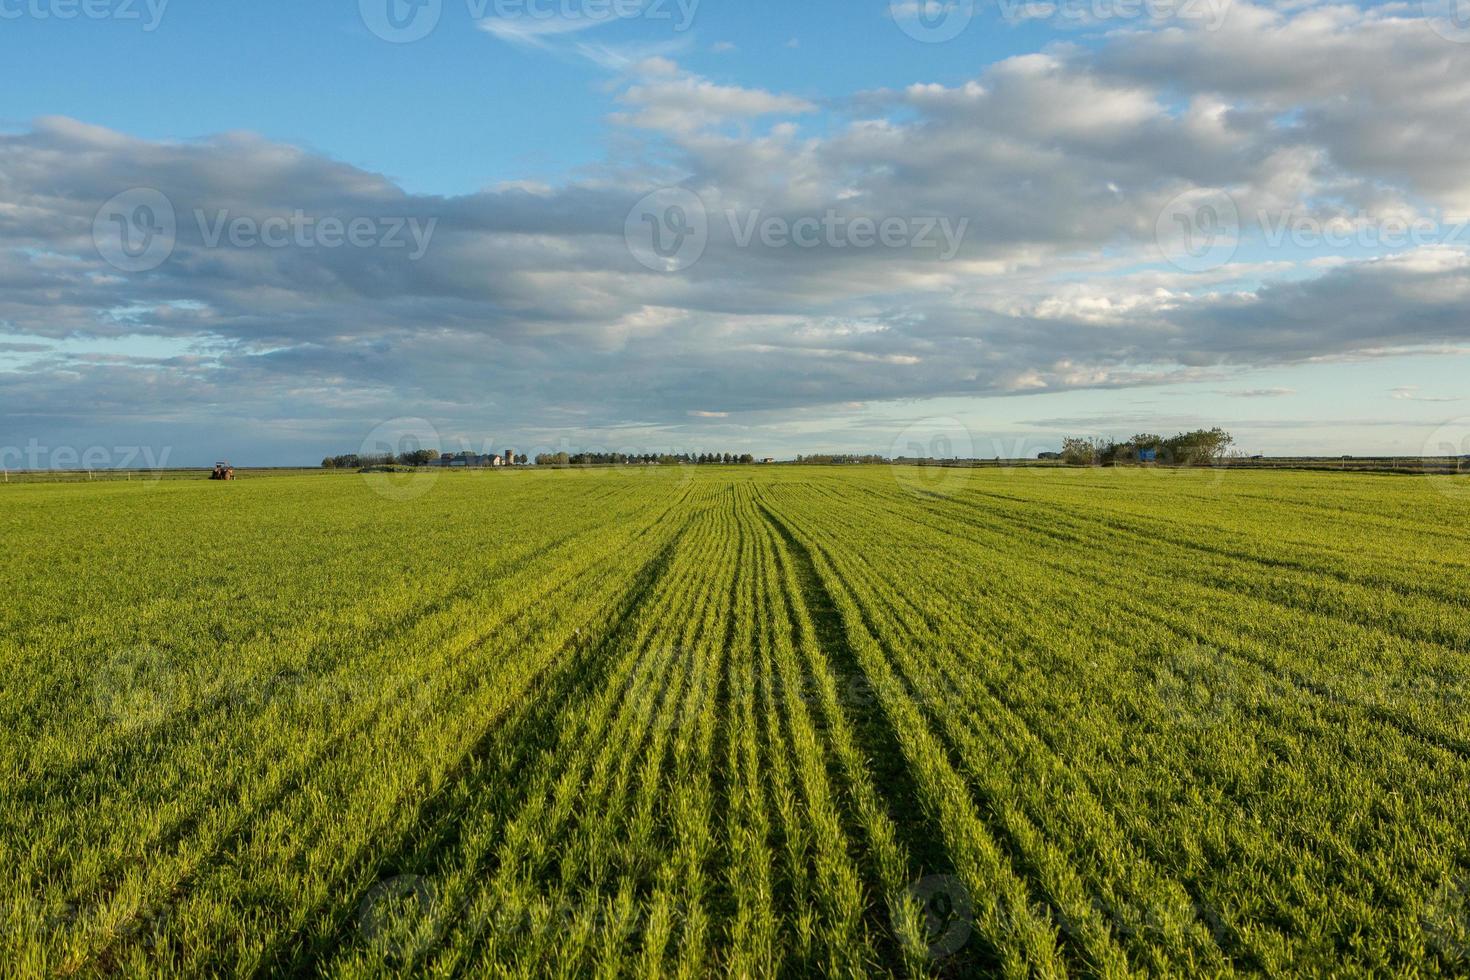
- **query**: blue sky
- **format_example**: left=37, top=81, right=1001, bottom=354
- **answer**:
left=2, top=0, right=1470, bottom=465
left=1, top=1, right=1055, bottom=194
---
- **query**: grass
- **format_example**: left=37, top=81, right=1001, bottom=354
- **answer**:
left=3, top=465, right=1468, bottom=977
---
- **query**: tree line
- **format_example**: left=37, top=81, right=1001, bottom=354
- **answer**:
left=795, top=454, right=887, bottom=465
left=1060, top=429, right=1235, bottom=467
left=320, top=450, right=527, bottom=469
left=533, top=452, right=760, bottom=466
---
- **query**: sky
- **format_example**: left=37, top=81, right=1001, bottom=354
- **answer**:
left=3, top=0, right=1470, bottom=467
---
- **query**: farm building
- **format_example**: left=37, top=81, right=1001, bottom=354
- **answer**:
left=433, top=451, right=519, bottom=468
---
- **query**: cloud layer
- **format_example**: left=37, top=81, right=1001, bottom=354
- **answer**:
left=4, top=2, right=1470, bottom=460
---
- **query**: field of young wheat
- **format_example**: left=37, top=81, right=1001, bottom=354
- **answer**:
left=3, top=465, right=1468, bottom=977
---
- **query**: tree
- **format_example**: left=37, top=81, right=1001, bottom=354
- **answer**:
left=1127, top=434, right=1164, bottom=461
left=1130, top=434, right=1166, bottom=451
left=1061, top=438, right=1100, bottom=466
left=402, top=449, right=439, bottom=467
left=1059, top=428, right=1234, bottom=467
left=1165, top=428, right=1234, bottom=466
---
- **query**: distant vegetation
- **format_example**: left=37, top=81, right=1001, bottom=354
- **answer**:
left=321, top=451, right=527, bottom=470
left=1061, top=428, right=1235, bottom=467
left=322, top=451, right=438, bottom=469
left=796, top=454, right=888, bottom=465
left=534, top=452, right=758, bottom=466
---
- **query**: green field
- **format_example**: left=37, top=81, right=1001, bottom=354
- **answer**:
left=4, top=466, right=1469, bottom=977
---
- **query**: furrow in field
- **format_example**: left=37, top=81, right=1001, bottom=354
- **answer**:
left=651, top=510, right=732, bottom=979
left=759, top=498, right=1073, bottom=979
left=854, top=483, right=1470, bottom=760
left=4, top=487, right=668, bottom=905
left=312, top=490, right=729, bottom=975
left=765, top=486, right=1280, bottom=965
left=267, top=518, right=699, bottom=976
left=368, top=492, right=735, bottom=977
left=765, top=490, right=1165, bottom=977
left=942, top=484, right=1470, bottom=647
left=739, top=489, right=872, bottom=977
left=777, top=488, right=1373, bottom=960
left=62, top=497, right=694, bottom=977
left=718, top=490, right=779, bottom=977
left=895, top=486, right=1470, bottom=780
left=756, top=490, right=953, bottom=977
left=14, top=520, right=613, bottom=927
left=5, top=481, right=656, bottom=776
left=770, top=476, right=1458, bottom=975
left=812, top=586, right=1234, bottom=971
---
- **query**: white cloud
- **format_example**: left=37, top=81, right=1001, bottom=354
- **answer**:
left=1391, top=385, right=1460, bottom=402
left=477, top=15, right=608, bottom=46
left=1220, top=387, right=1296, bottom=398
left=613, top=61, right=816, bottom=134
